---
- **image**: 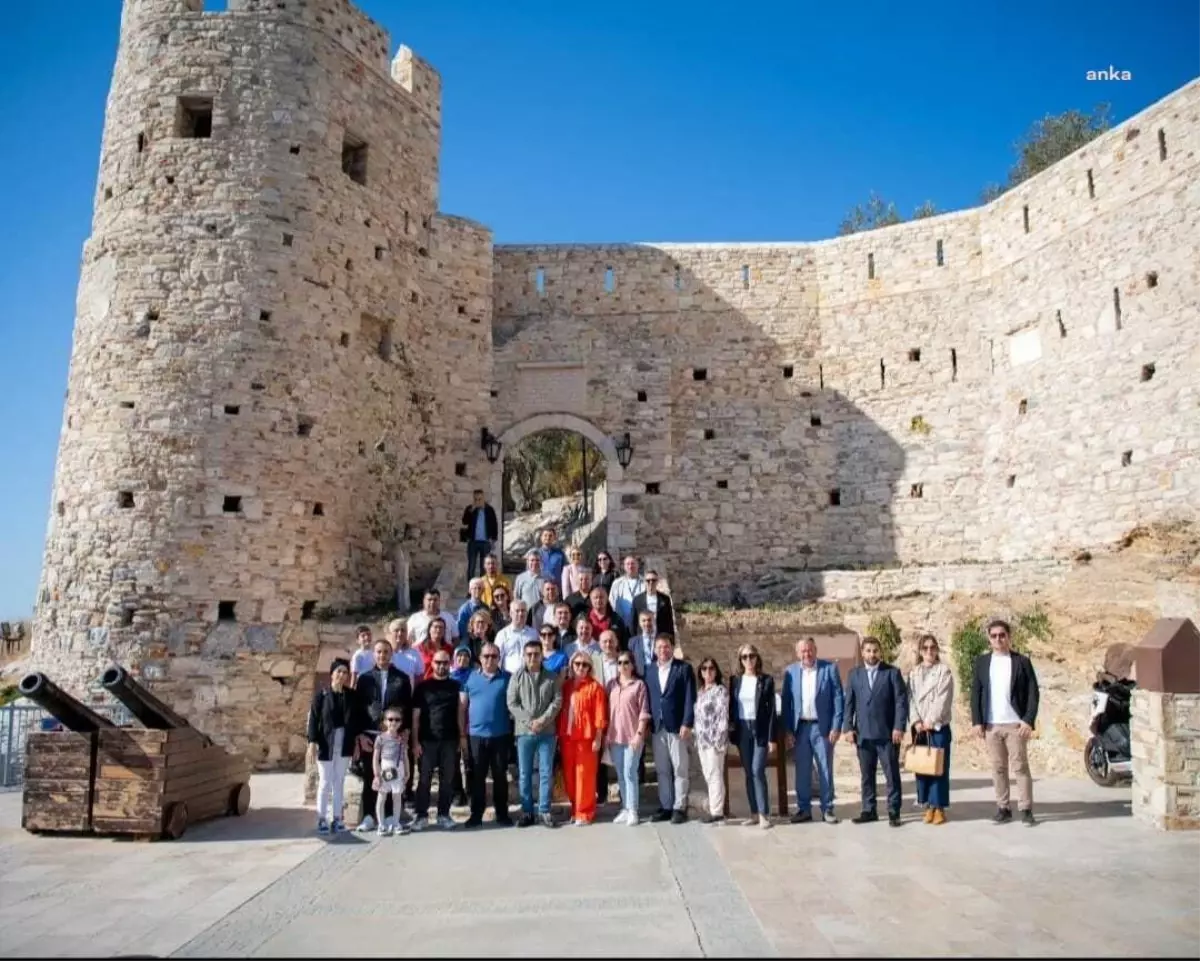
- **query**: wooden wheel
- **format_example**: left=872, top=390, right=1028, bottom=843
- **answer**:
left=229, top=782, right=251, bottom=816
left=163, top=801, right=189, bottom=840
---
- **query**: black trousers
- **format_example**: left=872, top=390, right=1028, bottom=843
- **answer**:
left=415, top=739, right=460, bottom=818
left=469, top=735, right=510, bottom=820
left=596, top=758, right=609, bottom=803
left=452, top=745, right=473, bottom=800
left=857, top=737, right=902, bottom=814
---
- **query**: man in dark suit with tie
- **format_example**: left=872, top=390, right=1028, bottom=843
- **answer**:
left=354, top=639, right=414, bottom=831
left=645, top=634, right=696, bottom=824
left=843, top=636, right=908, bottom=827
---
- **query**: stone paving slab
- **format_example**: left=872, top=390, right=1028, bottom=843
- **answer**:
left=1, top=773, right=1198, bottom=958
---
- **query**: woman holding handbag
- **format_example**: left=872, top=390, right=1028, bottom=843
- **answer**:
left=907, top=634, right=954, bottom=824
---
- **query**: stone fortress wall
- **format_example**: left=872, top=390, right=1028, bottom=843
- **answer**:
left=493, top=79, right=1200, bottom=598
left=31, top=0, right=496, bottom=764
left=28, top=0, right=1199, bottom=768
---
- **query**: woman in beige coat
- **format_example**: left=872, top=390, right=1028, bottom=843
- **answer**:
left=907, top=634, right=954, bottom=823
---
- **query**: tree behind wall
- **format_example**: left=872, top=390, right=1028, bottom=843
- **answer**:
left=503, top=430, right=606, bottom=512
left=839, top=104, right=1113, bottom=233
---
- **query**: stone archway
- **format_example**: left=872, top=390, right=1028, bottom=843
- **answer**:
left=489, top=412, right=630, bottom=563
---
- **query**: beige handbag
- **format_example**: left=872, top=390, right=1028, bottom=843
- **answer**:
left=904, top=731, right=945, bottom=776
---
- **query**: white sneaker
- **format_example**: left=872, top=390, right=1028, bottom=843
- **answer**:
left=625, top=812, right=639, bottom=827
left=436, top=815, right=456, bottom=830
left=759, top=815, right=772, bottom=830
left=357, top=815, right=377, bottom=832
left=613, top=810, right=630, bottom=825
left=742, top=817, right=758, bottom=827
left=384, top=816, right=397, bottom=833
left=376, top=826, right=388, bottom=837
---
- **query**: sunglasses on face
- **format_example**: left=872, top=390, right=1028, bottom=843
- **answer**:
left=740, top=654, right=755, bottom=661
left=573, top=662, right=591, bottom=670
left=646, top=578, right=658, bottom=585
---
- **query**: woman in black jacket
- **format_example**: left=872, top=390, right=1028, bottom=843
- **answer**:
left=307, top=658, right=359, bottom=834
left=729, top=644, right=776, bottom=828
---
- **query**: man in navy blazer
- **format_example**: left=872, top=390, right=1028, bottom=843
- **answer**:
left=843, top=636, right=908, bottom=826
left=645, top=633, right=696, bottom=824
left=781, top=637, right=845, bottom=824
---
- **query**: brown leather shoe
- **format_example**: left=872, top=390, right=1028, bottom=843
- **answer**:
left=923, top=807, right=935, bottom=824
left=931, top=808, right=946, bottom=825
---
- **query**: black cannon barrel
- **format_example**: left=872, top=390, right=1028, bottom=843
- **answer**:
left=100, top=664, right=190, bottom=731
left=18, top=672, right=116, bottom=733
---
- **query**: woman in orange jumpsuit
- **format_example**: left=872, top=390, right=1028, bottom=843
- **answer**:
left=558, top=651, right=609, bottom=825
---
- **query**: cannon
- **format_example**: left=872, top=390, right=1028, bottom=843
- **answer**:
left=18, top=672, right=113, bottom=833
left=89, top=665, right=251, bottom=839
left=19, top=672, right=116, bottom=733
left=100, top=664, right=194, bottom=732
left=21, top=666, right=251, bottom=841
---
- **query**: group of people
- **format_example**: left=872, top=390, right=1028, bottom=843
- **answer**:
left=308, top=515, right=1042, bottom=835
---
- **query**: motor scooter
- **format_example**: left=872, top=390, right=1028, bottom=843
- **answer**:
left=1085, top=671, right=1134, bottom=787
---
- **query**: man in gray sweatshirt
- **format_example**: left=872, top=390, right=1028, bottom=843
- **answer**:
left=506, top=639, right=563, bottom=827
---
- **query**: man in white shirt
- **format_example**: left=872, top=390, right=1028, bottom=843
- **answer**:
left=608, top=556, right=645, bottom=633
left=781, top=637, right=844, bottom=824
left=406, top=589, right=458, bottom=645
left=495, top=601, right=538, bottom=676
left=387, top=618, right=424, bottom=685
left=970, top=617, right=1040, bottom=826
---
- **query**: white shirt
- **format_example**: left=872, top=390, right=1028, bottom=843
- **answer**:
left=645, top=593, right=659, bottom=613
left=407, top=610, right=458, bottom=644
left=600, top=657, right=620, bottom=686
left=390, top=647, right=423, bottom=683
left=866, top=665, right=878, bottom=690
left=657, top=662, right=671, bottom=693
left=800, top=666, right=818, bottom=720
left=350, top=648, right=375, bottom=677
left=738, top=676, right=758, bottom=722
left=988, top=653, right=1022, bottom=725
left=564, top=639, right=599, bottom=662
left=497, top=624, right=538, bottom=675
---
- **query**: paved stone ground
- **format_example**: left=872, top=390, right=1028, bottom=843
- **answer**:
left=0, top=774, right=1196, bottom=958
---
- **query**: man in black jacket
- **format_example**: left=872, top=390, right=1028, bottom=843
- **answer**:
left=354, top=639, right=413, bottom=832
left=971, top=617, right=1040, bottom=826
left=461, top=489, right=499, bottom=581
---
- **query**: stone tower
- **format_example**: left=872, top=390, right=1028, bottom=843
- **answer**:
left=32, top=0, right=494, bottom=765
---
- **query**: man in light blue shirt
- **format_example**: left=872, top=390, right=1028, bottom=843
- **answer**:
left=536, top=528, right=567, bottom=587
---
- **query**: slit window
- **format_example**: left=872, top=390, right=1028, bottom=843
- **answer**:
left=637, top=390, right=647, bottom=402
left=1158, top=128, right=1167, bottom=161
left=1141, top=363, right=1155, bottom=382
left=535, top=267, right=545, bottom=295
left=301, top=601, right=317, bottom=620
left=175, top=96, right=213, bottom=138
left=828, top=489, right=841, bottom=506
left=312, top=502, right=325, bottom=516
left=950, top=348, right=958, bottom=381
left=716, top=480, right=728, bottom=489
left=645, top=483, right=661, bottom=495
left=741, top=265, right=750, bottom=289
left=342, top=134, right=368, bottom=185
left=704, top=429, right=715, bottom=440
left=117, top=491, right=135, bottom=509
left=674, top=266, right=682, bottom=291
left=1022, top=205, right=1030, bottom=233
left=867, top=253, right=875, bottom=280
left=604, top=266, right=615, bottom=293
left=1056, top=310, right=1067, bottom=338
left=908, top=348, right=921, bottom=362
left=810, top=413, right=822, bottom=427
left=224, top=404, right=240, bottom=415
left=910, top=483, right=924, bottom=498
left=1087, top=169, right=1095, bottom=199
left=693, top=368, right=707, bottom=381
left=1146, top=271, right=1158, bottom=288
left=935, top=239, right=944, bottom=266
left=297, top=416, right=314, bottom=437
left=1121, top=450, right=1133, bottom=467
left=222, top=495, right=242, bottom=513
left=136, top=132, right=146, bottom=153
left=782, top=365, right=794, bottom=379
left=217, top=601, right=237, bottom=621
left=1113, top=287, right=1122, bottom=330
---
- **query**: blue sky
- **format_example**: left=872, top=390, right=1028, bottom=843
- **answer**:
left=0, top=0, right=1196, bottom=618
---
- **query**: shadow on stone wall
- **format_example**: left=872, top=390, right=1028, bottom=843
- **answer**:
left=491, top=245, right=907, bottom=604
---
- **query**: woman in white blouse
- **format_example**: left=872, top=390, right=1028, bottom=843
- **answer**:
left=907, top=634, right=954, bottom=824
left=729, top=643, right=776, bottom=829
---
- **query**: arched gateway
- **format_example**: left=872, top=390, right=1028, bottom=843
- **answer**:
left=488, top=413, right=632, bottom=562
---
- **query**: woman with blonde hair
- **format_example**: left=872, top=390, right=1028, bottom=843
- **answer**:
left=907, top=633, right=954, bottom=824
left=729, top=643, right=775, bottom=828
left=693, top=657, right=729, bottom=824
left=465, top=609, right=495, bottom=661
left=561, top=545, right=588, bottom=598
left=558, top=651, right=609, bottom=825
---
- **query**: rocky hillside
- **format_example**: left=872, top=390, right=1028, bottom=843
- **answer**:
left=682, top=520, right=1199, bottom=779
left=502, top=492, right=597, bottom=565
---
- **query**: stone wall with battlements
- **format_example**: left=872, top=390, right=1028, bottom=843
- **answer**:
left=492, top=79, right=1200, bottom=599
left=30, top=0, right=492, bottom=767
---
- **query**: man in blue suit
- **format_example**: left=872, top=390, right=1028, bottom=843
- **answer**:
left=645, top=634, right=696, bottom=824
left=843, top=636, right=908, bottom=827
left=781, top=637, right=845, bottom=824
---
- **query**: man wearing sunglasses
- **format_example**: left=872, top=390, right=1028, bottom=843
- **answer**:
left=970, top=617, right=1040, bottom=826
left=411, top=650, right=465, bottom=830
left=506, top=639, right=563, bottom=828
left=461, top=642, right=513, bottom=828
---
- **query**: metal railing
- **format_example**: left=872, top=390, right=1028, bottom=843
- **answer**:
left=0, top=701, right=135, bottom=789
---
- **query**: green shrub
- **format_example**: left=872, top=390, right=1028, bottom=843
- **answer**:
left=867, top=614, right=902, bottom=664
left=949, top=608, right=1051, bottom=696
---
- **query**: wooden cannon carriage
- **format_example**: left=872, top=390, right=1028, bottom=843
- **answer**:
left=19, top=666, right=251, bottom=840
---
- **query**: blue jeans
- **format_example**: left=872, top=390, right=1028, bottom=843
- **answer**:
left=736, top=722, right=770, bottom=815
left=516, top=733, right=557, bottom=815
left=467, top=539, right=492, bottom=581
left=793, top=721, right=835, bottom=813
left=610, top=741, right=644, bottom=816
left=914, top=726, right=952, bottom=808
